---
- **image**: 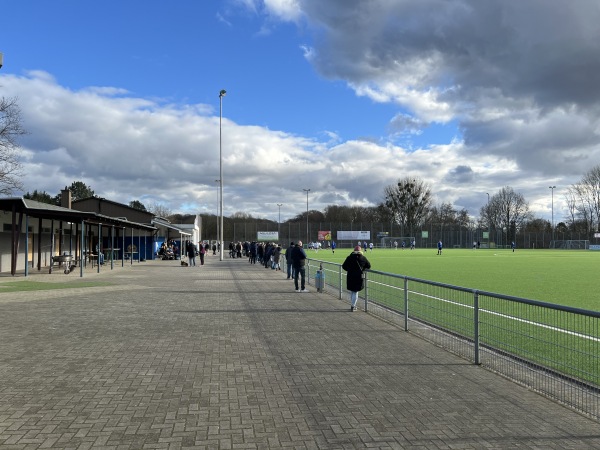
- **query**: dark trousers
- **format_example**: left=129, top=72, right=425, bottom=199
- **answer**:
left=294, top=266, right=305, bottom=290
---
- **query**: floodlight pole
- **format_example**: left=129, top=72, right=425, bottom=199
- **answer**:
left=219, top=89, right=226, bottom=261
left=215, top=179, right=220, bottom=247
left=486, top=193, right=490, bottom=246
left=277, top=203, right=282, bottom=240
left=303, top=189, right=310, bottom=244
left=549, top=185, right=556, bottom=243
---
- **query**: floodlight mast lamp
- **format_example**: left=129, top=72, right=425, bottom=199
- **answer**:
left=219, top=89, right=226, bottom=261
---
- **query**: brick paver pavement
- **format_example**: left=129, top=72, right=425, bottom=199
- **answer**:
left=0, top=256, right=599, bottom=449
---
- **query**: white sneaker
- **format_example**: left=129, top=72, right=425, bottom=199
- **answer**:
left=295, top=289, right=300, bottom=292
left=301, top=289, right=309, bottom=292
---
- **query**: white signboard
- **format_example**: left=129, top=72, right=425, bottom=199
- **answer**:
left=337, top=231, right=371, bottom=240
left=257, top=231, right=279, bottom=241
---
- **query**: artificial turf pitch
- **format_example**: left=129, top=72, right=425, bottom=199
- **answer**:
left=308, top=248, right=600, bottom=311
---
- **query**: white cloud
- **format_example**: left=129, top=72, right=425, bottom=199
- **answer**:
left=2, top=67, right=580, bottom=222
left=263, top=0, right=303, bottom=22
left=246, top=0, right=600, bottom=220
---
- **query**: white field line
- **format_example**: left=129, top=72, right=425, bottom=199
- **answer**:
left=368, top=279, right=600, bottom=343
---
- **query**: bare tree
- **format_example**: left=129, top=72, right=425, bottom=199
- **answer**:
left=564, top=187, right=579, bottom=230
left=564, top=165, right=600, bottom=233
left=426, top=203, right=455, bottom=228
left=0, top=97, right=25, bottom=194
left=565, top=184, right=593, bottom=233
left=323, top=205, right=380, bottom=224
left=581, top=165, right=600, bottom=231
left=481, top=186, right=533, bottom=240
left=323, top=205, right=353, bottom=222
left=147, top=202, right=173, bottom=219
left=231, top=212, right=254, bottom=220
left=382, top=177, right=432, bottom=235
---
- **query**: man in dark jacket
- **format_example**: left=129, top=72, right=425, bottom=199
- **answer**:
left=342, top=245, right=371, bottom=311
left=285, top=242, right=295, bottom=279
left=291, top=241, right=308, bottom=292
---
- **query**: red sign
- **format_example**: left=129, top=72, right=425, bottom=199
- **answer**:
left=318, top=230, right=332, bottom=241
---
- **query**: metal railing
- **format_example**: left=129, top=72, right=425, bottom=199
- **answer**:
left=297, top=258, right=600, bottom=420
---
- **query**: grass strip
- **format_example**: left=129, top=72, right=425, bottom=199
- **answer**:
left=0, top=281, right=112, bottom=293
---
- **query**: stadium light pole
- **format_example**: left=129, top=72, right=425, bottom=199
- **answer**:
left=215, top=179, right=220, bottom=247
left=486, top=193, right=490, bottom=246
left=303, top=189, right=310, bottom=244
left=277, top=203, right=282, bottom=240
left=219, top=89, right=226, bottom=261
left=549, top=185, right=556, bottom=243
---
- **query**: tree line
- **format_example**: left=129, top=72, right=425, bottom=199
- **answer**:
left=20, top=166, right=600, bottom=241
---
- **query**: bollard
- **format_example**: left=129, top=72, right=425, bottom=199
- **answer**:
left=315, top=264, right=324, bottom=293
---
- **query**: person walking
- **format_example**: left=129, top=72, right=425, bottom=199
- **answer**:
left=199, top=243, right=205, bottom=265
left=285, top=242, right=295, bottom=279
left=291, top=240, right=308, bottom=292
left=186, top=241, right=196, bottom=266
left=249, top=241, right=258, bottom=264
left=437, top=240, right=443, bottom=255
left=272, top=244, right=282, bottom=270
left=342, top=245, right=371, bottom=312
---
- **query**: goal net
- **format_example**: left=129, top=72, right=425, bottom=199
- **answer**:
left=381, top=237, right=416, bottom=248
left=549, top=240, right=590, bottom=250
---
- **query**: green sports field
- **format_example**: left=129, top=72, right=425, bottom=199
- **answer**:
left=308, top=248, right=600, bottom=312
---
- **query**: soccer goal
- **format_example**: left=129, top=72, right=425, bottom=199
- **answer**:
left=381, top=237, right=416, bottom=248
left=549, top=240, right=590, bottom=250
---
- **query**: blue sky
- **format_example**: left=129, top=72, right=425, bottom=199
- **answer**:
left=2, top=1, right=600, bottom=224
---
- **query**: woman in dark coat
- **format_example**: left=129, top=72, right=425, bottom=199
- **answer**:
left=342, top=245, right=371, bottom=311
left=186, top=241, right=196, bottom=266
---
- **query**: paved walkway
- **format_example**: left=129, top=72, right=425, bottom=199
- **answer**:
left=0, top=256, right=599, bottom=449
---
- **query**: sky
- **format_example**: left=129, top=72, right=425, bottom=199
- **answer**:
left=1, top=0, right=600, bottom=224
